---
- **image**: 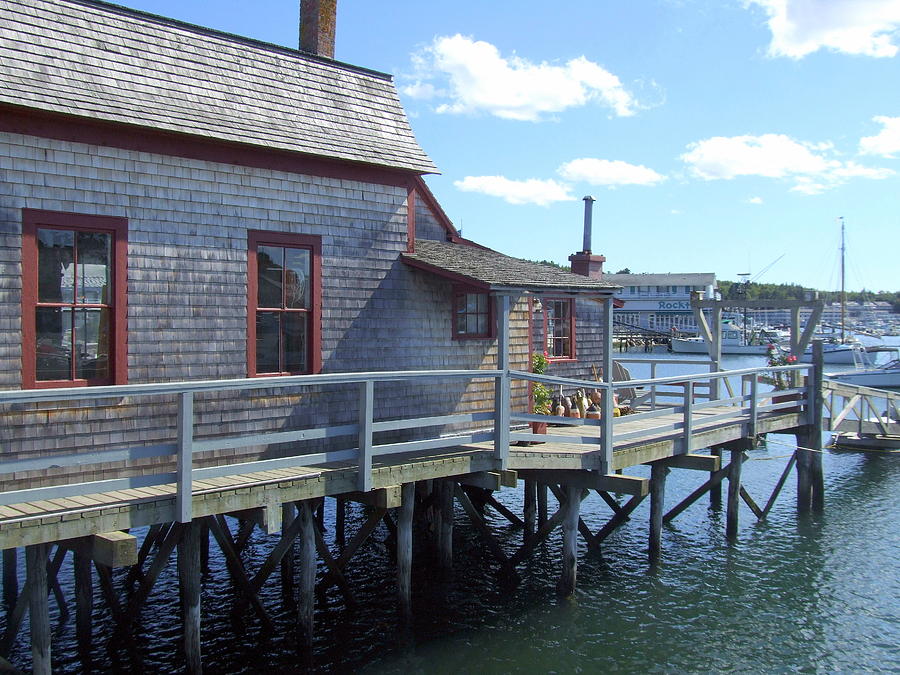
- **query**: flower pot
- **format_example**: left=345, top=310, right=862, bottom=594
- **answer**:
left=529, top=421, right=547, bottom=444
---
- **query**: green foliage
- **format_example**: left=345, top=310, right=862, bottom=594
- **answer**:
left=529, top=259, right=571, bottom=272
left=531, top=352, right=551, bottom=415
left=615, top=268, right=632, bottom=274
left=719, top=280, right=899, bottom=306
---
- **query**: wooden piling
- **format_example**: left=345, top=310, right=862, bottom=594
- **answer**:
left=397, top=483, right=415, bottom=619
left=726, top=449, right=743, bottom=539
left=537, top=483, right=548, bottom=527
left=281, top=502, right=296, bottom=599
left=808, top=340, right=825, bottom=512
left=439, top=480, right=454, bottom=576
left=177, top=521, right=203, bottom=674
left=3, top=548, right=16, bottom=609
left=335, top=498, right=346, bottom=550
left=796, top=434, right=812, bottom=513
left=557, top=486, right=580, bottom=597
left=74, top=542, right=93, bottom=653
left=26, top=543, right=51, bottom=675
left=524, top=479, right=536, bottom=537
left=709, top=447, right=722, bottom=507
left=297, top=501, right=316, bottom=654
left=649, top=463, right=669, bottom=562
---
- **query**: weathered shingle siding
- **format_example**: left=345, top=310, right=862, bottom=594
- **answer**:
left=0, top=132, right=524, bottom=489
left=414, top=198, right=450, bottom=242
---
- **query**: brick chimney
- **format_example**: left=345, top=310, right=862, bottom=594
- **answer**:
left=300, top=0, right=336, bottom=58
left=568, top=196, right=605, bottom=279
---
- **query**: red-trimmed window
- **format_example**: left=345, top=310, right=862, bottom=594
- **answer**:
left=544, top=298, right=575, bottom=360
left=21, top=209, right=128, bottom=388
left=453, top=289, right=493, bottom=339
left=247, top=231, right=321, bottom=376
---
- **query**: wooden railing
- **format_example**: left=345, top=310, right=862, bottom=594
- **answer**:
left=822, top=379, right=900, bottom=436
left=510, top=363, right=812, bottom=470
left=0, top=362, right=815, bottom=518
left=0, top=370, right=502, bottom=520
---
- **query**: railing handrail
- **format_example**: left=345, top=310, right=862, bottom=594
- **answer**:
left=511, top=363, right=809, bottom=391
left=0, top=368, right=505, bottom=405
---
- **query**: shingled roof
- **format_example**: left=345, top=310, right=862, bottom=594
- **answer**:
left=403, top=240, right=621, bottom=295
left=0, top=0, right=437, bottom=174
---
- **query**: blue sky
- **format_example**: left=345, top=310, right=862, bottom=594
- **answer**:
left=114, top=0, right=899, bottom=292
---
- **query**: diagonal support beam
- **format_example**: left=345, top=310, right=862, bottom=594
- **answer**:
left=594, top=493, right=647, bottom=542
left=318, top=507, right=386, bottom=592
left=207, top=516, right=274, bottom=631
left=455, top=485, right=508, bottom=566
left=664, top=453, right=748, bottom=523
left=761, top=451, right=798, bottom=519
left=130, top=523, right=183, bottom=614
left=312, top=521, right=357, bottom=606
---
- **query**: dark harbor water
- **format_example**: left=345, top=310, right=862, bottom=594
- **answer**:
left=6, top=350, right=900, bottom=673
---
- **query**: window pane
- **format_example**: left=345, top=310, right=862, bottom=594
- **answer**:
left=257, top=245, right=283, bottom=308
left=476, top=314, right=488, bottom=335
left=456, top=313, right=466, bottom=334
left=36, top=307, right=71, bottom=380
left=256, top=311, right=281, bottom=373
left=466, top=294, right=478, bottom=313
left=76, top=231, right=111, bottom=304
left=466, top=315, right=479, bottom=334
left=477, top=294, right=488, bottom=313
left=74, top=308, right=110, bottom=380
left=284, top=313, right=308, bottom=373
left=284, top=248, right=310, bottom=309
left=37, top=229, right=75, bottom=303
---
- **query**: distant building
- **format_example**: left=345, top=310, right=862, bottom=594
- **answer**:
left=602, top=273, right=717, bottom=334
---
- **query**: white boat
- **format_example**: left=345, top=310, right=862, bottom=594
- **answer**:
left=670, top=325, right=769, bottom=355
left=828, top=358, right=900, bottom=389
left=798, top=340, right=861, bottom=365
left=831, top=433, right=900, bottom=452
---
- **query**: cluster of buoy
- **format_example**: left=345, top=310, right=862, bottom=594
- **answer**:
left=552, top=389, right=623, bottom=419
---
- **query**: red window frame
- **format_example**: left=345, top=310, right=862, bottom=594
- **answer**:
left=247, top=230, right=322, bottom=377
left=543, top=297, right=576, bottom=361
left=452, top=287, right=494, bottom=340
left=21, top=209, right=128, bottom=389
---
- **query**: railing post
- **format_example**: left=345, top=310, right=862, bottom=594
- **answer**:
left=494, top=294, right=511, bottom=470
left=176, top=391, right=194, bottom=523
left=749, top=373, right=758, bottom=439
left=650, top=362, right=658, bottom=410
left=682, top=381, right=693, bottom=455
left=601, top=383, right=614, bottom=473
left=358, top=380, right=374, bottom=492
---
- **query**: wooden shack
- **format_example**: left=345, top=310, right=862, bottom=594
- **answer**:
left=0, top=0, right=619, bottom=489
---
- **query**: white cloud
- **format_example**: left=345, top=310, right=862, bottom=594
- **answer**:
left=557, top=158, right=666, bottom=186
left=404, top=34, right=638, bottom=121
left=747, top=0, right=900, bottom=58
left=682, top=133, right=894, bottom=193
left=860, top=115, right=900, bottom=156
left=747, top=196, right=764, bottom=204
left=453, top=176, right=574, bottom=206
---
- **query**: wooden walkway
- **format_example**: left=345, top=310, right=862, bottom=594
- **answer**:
left=0, top=361, right=831, bottom=674
left=0, top=402, right=807, bottom=551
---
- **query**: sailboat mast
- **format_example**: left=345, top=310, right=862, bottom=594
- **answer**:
left=840, top=216, right=845, bottom=343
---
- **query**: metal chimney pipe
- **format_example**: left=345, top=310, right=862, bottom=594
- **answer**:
left=582, top=195, right=595, bottom=253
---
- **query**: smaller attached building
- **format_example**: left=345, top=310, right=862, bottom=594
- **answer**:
left=603, top=272, right=716, bottom=335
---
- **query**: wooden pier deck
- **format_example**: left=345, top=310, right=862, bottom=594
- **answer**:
left=0, top=360, right=834, bottom=673
left=0, top=398, right=808, bottom=551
